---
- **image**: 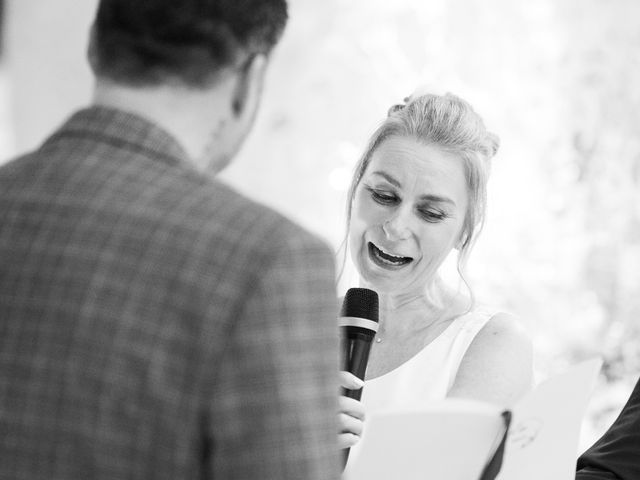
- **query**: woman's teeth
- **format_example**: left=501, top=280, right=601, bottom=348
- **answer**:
left=368, top=242, right=413, bottom=267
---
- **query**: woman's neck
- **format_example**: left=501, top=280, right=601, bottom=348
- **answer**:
left=362, top=277, right=456, bottom=337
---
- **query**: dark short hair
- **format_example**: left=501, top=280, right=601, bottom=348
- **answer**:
left=89, top=0, right=288, bottom=87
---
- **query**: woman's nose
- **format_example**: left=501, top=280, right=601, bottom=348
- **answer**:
left=382, top=212, right=411, bottom=240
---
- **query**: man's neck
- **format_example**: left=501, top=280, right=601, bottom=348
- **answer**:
left=91, top=78, right=234, bottom=170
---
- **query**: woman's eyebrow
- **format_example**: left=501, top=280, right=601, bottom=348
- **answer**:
left=371, top=171, right=401, bottom=187
left=371, top=171, right=456, bottom=206
left=419, top=194, right=456, bottom=206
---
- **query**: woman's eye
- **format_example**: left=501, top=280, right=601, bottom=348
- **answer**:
left=367, top=188, right=398, bottom=205
left=419, top=209, right=447, bottom=223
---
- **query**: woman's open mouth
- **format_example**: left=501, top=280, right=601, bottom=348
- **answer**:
left=368, top=242, right=413, bottom=268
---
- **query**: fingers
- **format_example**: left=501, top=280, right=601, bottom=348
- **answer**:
left=339, top=394, right=365, bottom=420
left=338, top=393, right=366, bottom=449
left=338, top=411, right=364, bottom=449
left=339, top=411, right=364, bottom=437
left=339, top=432, right=361, bottom=450
left=339, top=371, right=365, bottom=390
left=338, top=372, right=366, bottom=449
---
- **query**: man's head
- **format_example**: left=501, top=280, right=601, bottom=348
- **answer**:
left=88, top=0, right=288, bottom=88
left=88, top=0, right=288, bottom=172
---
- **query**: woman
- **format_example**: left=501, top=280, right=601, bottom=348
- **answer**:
left=339, top=92, right=533, bottom=450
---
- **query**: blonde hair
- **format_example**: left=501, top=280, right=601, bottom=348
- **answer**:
left=344, top=92, right=499, bottom=304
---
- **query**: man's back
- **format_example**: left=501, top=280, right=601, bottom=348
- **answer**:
left=0, top=107, right=340, bottom=479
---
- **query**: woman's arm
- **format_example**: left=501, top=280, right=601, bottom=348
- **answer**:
left=447, top=312, right=533, bottom=406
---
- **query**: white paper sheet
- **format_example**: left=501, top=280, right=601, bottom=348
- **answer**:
left=345, top=358, right=602, bottom=480
left=499, top=358, right=602, bottom=480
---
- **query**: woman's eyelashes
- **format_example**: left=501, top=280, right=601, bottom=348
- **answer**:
left=365, top=185, right=399, bottom=205
left=364, top=185, right=449, bottom=223
left=417, top=208, right=448, bottom=223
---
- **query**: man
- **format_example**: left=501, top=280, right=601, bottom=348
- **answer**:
left=576, top=377, right=640, bottom=479
left=0, top=1, right=340, bottom=479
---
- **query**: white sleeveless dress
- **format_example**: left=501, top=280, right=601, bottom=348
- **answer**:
left=345, top=307, right=495, bottom=470
left=361, top=307, right=495, bottom=412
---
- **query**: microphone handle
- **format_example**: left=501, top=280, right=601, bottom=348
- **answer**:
left=341, top=332, right=374, bottom=401
left=340, top=330, right=375, bottom=470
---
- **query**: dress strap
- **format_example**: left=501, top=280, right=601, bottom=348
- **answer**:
left=444, top=307, right=496, bottom=391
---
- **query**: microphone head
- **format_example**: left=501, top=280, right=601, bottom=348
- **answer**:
left=340, top=288, right=379, bottom=323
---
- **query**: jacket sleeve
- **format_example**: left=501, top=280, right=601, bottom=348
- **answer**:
left=206, top=225, right=341, bottom=479
left=576, top=377, right=640, bottom=480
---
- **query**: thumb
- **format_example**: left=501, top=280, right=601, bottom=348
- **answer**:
left=340, top=371, right=365, bottom=389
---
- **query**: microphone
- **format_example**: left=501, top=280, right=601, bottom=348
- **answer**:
left=339, top=287, right=379, bottom=401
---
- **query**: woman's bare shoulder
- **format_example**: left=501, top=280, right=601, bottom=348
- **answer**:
left=448, top=311, right=533, bottom=406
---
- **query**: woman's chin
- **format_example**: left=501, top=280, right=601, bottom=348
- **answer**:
left=356, top=262, right=437, bottom=297
left=357, top=269, right=405, bottom=295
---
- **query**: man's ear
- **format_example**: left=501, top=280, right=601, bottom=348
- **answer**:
left=86, top=24, right=99, bottom=71
left=231, top=54, right=268, bottom=117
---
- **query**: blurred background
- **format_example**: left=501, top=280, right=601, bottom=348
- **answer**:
left=1, top=0, right=639, bottom=451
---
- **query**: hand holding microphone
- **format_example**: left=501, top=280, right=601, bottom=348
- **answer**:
left=338, top=288, right=379, bottom=460
left=338, top=371, right=366, bottom=449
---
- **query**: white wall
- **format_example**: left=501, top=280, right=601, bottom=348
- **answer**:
left=5, top=0, right=98, bottom=154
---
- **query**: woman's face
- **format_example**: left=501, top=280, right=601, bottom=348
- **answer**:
left=349, top=136, right=469, bottom=295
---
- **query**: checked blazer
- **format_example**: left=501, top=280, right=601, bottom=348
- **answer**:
left=0, top=107, right=340, bottom=479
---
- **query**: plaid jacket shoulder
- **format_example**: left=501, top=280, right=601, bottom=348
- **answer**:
left=0, top=107, right=340, bottom=480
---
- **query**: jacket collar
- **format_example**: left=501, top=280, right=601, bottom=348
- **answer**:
left=42, top=105, right=191, bottom=169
